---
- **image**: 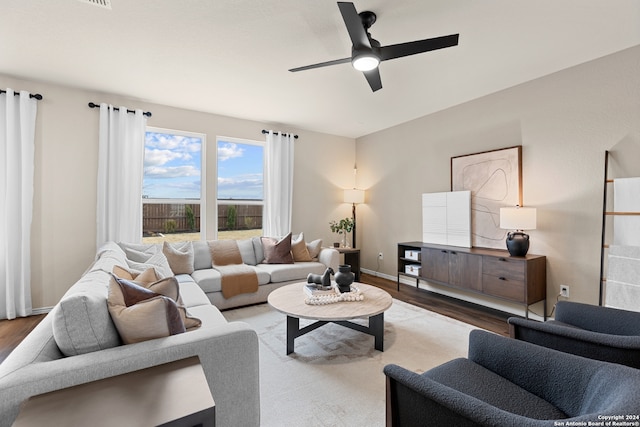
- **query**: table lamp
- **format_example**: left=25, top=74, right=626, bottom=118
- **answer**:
left=499, top=206, right=537, bottom=257
left=344, top=188, right=365, bottom=249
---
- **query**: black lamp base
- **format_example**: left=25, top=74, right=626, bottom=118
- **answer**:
left=505, top=231, right=530, bottom=257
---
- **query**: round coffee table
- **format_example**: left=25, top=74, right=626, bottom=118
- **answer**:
left=267, top=282, right=393, bottom=354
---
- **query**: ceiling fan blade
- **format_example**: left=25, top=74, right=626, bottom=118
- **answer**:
left=289, top=57, right=351, bottom=72
left=338, top=2, right=371, bottom=49
left=380, top=34, right=459, bottom=62
left=363, top=68, right=382, bottom=92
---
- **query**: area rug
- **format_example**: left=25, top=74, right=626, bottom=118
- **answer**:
left=223, top=299, right=486, bottom=427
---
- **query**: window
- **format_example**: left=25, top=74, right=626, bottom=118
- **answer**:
left=216, top=137, right=264, bottom=240
left=142, top=127, right=206, bottom=243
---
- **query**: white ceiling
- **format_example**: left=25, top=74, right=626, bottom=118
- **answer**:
left=1, top=0, right=639, bottom=138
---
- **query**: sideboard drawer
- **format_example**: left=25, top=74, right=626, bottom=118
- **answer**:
left=397, top=242, right=546, bottom=319
left=482, top=274, right=525, bottom=303
left=483, top=256, right=524, bottom=281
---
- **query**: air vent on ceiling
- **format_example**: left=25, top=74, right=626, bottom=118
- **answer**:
left=77, top=0, right=112, bottom=10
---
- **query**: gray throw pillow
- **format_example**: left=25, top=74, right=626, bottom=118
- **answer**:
left=253, top=237, right=265, bottom=264
left=237, top=238, right=258, bottom=265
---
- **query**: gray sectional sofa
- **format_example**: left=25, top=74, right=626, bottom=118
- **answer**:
left=0, top=237, right=339, bottom=427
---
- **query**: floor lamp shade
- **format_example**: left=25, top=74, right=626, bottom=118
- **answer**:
left=344, top=189, right=365, bottom=204
left=500, top=207, right=537, bottom=257
left=344, top=189, right=365, bottom=249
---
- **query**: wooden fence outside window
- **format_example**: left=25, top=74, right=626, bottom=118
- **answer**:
left=143, top=203, right=262, bottom=235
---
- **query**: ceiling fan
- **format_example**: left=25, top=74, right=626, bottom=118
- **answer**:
left=289, top=2, right=459, bottom=92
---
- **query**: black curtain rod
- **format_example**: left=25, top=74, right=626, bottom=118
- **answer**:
left=262, top=129, right=298, bottom=139
left=88, top=102, right=152, bottom=117
left=0, top=89, right=43, bottom=100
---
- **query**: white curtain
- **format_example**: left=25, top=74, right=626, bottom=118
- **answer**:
left=263, top=131, right=295, bottom=237
left=0, top=90, right=37, bottom=319
left=96, top=104, right=146, bottom=247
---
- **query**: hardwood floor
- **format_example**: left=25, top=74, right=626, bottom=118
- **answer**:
left=0, top=273, right=511, bottom=364
left=0, top=313, right=46, bottom=363
left=359, top=273, right=511, bottom=337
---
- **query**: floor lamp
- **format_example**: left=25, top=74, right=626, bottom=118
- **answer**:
left=344, top=189, right=365, bottom=248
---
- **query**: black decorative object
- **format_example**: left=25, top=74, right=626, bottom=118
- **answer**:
left=288, top=2, right=459, bottom=92
left=334, top=264, right=355, bottom=292
left=505, top=231, right=530, bottom=257
left=500, top=206, right=536, bottom=257
left=307, top=267, right=334, bottom=289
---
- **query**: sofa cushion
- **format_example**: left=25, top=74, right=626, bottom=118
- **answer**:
left=291, top=232, right=313, bottom=262
left=306, top=239, right=323, bottom=260
left=107, top=275, right=202, bottom=344
left=163, top=241, right=195, bottom=274
left=52, top=288, right=121, bottom=357
left=261, top=233, right=294, bottom=264
left=423, top=358, right=567, bottom=420
left=238, top=238, right=258, bottom=265
left=178, top=280, right=213, bottom=308
left=192, top=240, right=212, bottom=270
left=192, top=267, right=270, bottom=293
left=256, top=261, right=326, bottom=283
left=191, top=268, right=222, bottom=293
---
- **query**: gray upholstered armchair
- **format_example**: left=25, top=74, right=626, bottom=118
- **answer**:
left=508, top=301, right=640, bottom=368
left=384, top=329, right=640, bottom=427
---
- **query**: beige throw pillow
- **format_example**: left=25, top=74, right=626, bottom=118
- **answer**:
left=113, top=265, right=159, bottom=283
left=108, top=273, right=201, bottom=344
left=162, top=241, right=195, bottom=274
left=291, top=232, right=313, bottom=262
left=261, top=232, right=294, bottom=264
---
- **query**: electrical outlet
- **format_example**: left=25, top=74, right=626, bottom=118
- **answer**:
left=378, top=252, right=383, bottom=260
left=560, top=285, right=570, bottom=298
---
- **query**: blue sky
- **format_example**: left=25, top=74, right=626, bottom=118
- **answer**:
left=143, top=131, right=202, bottom=199
left=217, top=141, right=263, bottom=200
left=143, top=131, right=263, bottom=200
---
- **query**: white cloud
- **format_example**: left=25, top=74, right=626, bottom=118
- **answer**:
left=218, top=143, right=244, bottom=162
left=146, top=132, right=201, bottom=153
left=145, top=165, right=200, bottom=178
left=144, top=148, right=192, bottom=167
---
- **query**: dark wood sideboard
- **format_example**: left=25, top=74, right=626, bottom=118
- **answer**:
left=398, top=242, right=547, bottom=319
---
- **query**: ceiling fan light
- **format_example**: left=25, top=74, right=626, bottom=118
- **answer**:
left=352, top=53, right=380, bottom=71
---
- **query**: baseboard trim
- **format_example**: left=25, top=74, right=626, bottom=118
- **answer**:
left=31, top=307, right=52, bottom=315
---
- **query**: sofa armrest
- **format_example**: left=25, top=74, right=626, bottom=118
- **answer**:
left=318, top=247, right=339, bottom=272
left=0, top=321, right=259, bottom=427
left=508, top=316, right=640, bottom=368
left=509, top=317, right=640, bottom=348
left=384, top=363, right=520, bottom=426
left=555, top=301, right=640, bottom=335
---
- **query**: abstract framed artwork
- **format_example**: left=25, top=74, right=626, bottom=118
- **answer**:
left=451, top=145, right=522, bottom=249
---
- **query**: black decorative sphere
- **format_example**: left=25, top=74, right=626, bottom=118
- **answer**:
left=505, top=232, right=530, bottom=257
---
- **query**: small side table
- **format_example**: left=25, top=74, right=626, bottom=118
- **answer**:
left=335, top=247, right=361, bottom=281
left=13, top=357, right=215, bottom=427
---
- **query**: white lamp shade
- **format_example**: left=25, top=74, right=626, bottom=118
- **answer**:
left=500, top=207, right=537, bottom=230
left=344, top=189, right=365, bottom=204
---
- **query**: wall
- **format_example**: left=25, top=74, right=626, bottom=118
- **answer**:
left=356, top=45, right=640, bottom=317
left=0, top=74, right=356, bottom=310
